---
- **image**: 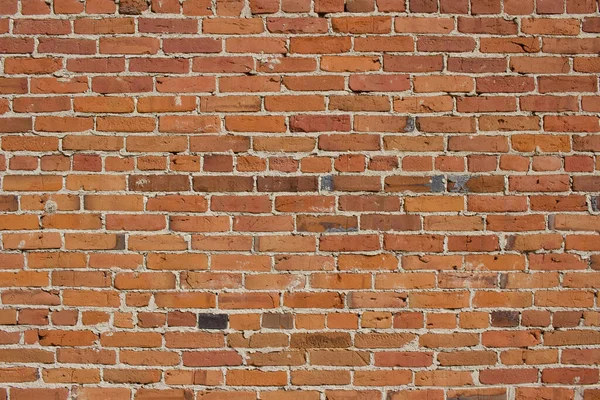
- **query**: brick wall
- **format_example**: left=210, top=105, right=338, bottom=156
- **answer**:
left=0, top=0, right=600, bottom=398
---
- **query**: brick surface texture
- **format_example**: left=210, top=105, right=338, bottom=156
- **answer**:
left=0, top=0, right=600, bottom=398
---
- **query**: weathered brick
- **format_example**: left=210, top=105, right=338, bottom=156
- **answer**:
left=0, top=2, right=598, bottom=395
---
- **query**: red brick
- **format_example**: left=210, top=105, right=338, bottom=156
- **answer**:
left=0, top=2, right=597, bottom=394
left=100, top=38, right=160, bottom=54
